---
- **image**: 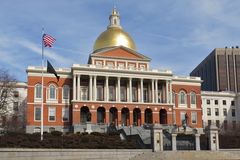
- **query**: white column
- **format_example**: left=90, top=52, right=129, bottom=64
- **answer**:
left=152, top=79, right=155, bottom=103
left=127, top=80, right=129, bottom=102
left=89, top=75, right=92, bottom=101
left=105, top=76, right=109, bottom=101
left=166, top=80, right=169, bottom=103
left=140, top=78, right=144, bottom=103
left=73, top=74, right=76, bottom=100
left=129, top=78, right=132, bottom=102
left=195, top=134, right=201, bottom=151
left=93, top=75, right=97, bottom=101
left=170, top=80, right=172, bottom=104
left=172, top=134, right=177, bottom=151
left=117, top=77, right=121, bottom=102
left=155, top=79, right=158, bottom=103
left=77, top=74, right=81, bottom=101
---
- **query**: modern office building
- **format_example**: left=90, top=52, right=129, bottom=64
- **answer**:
left=190, top=47, right=240, bottom=92
left=26, top=8, right=203, bottom=133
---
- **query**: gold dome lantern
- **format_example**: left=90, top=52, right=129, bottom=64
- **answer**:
left=93, top=8, right=136, bottom=52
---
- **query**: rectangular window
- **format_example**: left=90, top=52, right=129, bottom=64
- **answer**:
left=132, top=87, right=138, bottom=102
left=106, top=62, right=114, bottom=68
left=215, top=108, right=219, bottom=116
left=206, top=99, right=210, bottom=105
left=180, top=112, right=186, bottom=123
left=191, top=112, right=197, bottom=124
left=35, top=85, right=42, bottom=99
left=216, top=120, right=220, bottom=128
left=231, top=100, right=235, bottom=106
left=34, top=107, right=41, bottom=121
left=81, top=87, right=88, bottom=100
left=207, top=108, right=211, bottom=116
left=190, top=93, right=196, bottom=105
left=109, top=86, right=115, bottom=101
left=49, top=87, right=56, bottom=99
left=232, top=109, right=236, bottom=117
left=214, top=100, right=218, bottom=105
left=208, top=120, right=211, bottom=126
left=97, top=86, right=103, bottom=101
left=63, top=87, right=69, bottom=99
left=223, top=108, right=227, bottom=116
left=128, top=63, right=136, bottom=70
left=48, top=107, right=56, bottom=121
left=143, top=88, right=148, bottom=102
left=223, top=100, right=226, bottom=105
left=62, top=107, right=69, bottom=121
left=95, top=60, right=103, bottom=66
left=118, top=63, right=125, bottom=69
left=120, top=86, right=127, bottom=102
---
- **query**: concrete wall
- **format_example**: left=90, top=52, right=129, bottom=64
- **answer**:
left=131, top=150, right=240, bottom=160
left=0, top=148, right=151, bottom=160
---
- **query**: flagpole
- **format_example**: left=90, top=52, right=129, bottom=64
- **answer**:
left=41, top=27, right=44, bottom=141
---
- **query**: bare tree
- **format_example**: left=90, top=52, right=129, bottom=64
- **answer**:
left=0, top=69, right=16, bottom=129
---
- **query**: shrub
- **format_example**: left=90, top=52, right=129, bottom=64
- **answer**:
left=81, top=132, right=88, bottom=136
left=51, top=131, right=63, bottom=136
left=90, top=132, right=103, bottom=136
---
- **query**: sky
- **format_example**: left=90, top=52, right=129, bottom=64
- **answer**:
left=0, top=0, right=240, bottom=82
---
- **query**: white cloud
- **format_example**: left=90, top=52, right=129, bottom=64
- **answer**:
left=17, top=39, right=74, bottom=65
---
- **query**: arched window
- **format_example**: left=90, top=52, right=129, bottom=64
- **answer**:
left=179, top=90, right=186, bottom=105
left=34, top=84, right=42, bottom=99
left=62, top=85, right=69, bottom=100
left=48, top=84, right=57, bottom=100
left=190, top=92, right=196, bottom=105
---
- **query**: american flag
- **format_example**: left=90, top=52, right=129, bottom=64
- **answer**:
left=42, top=34, right=56, bottom=47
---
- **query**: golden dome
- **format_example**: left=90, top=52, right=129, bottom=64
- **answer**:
left=93, top=27, right=136, bottom=52
left=93, top=8, right=136, bottom=52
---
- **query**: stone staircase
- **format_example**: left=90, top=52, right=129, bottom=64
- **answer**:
left=119, top=126, right=152, bottom=148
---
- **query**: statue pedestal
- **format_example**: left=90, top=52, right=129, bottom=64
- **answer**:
left=86, top=122, right=92, bottom=134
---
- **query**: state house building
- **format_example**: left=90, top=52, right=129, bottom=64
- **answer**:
left=26, top=9, right=202, bottom=133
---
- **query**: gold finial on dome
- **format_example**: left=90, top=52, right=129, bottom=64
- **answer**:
left=93, top=8, right=136, bottom=52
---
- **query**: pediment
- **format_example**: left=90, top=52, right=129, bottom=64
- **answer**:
left=91, top=46, right=151, bottom=61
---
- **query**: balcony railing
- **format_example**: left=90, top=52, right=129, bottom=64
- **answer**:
left=73, top=64, right=172, bottom=74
